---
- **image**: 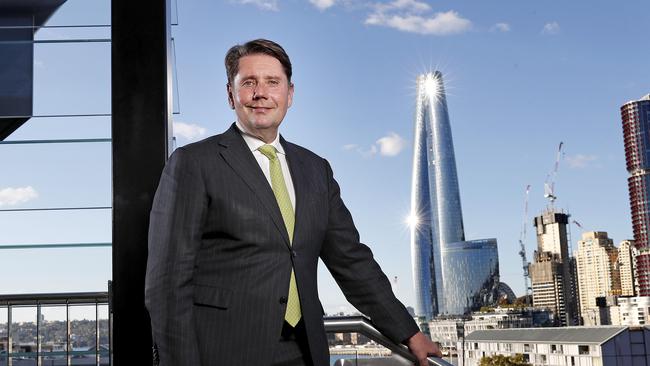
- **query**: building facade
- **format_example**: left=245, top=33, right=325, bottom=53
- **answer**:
left=621, top=94, right=650, bottom=296
left=428, top=308, right=552, bottom=350
left=615, top=296, right=650, bottom=326
left=442, top=239, right=500, bottom=315
left=461, top=326, right=650, bottom=366
left=575, top=232, right=621, bottom=325
left=410, top=72, right=499, bottom=319
left=529, top=210, right=579, bottom=326
left=619, top=240, right=638, bottom=296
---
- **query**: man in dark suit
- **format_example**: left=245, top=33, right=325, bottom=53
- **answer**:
left=145, top=39, right=440, bottom=366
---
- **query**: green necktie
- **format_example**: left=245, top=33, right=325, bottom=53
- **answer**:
left=258, top=144, right=302, bottom=327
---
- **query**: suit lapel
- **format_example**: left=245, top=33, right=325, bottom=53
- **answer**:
left=218, top=124, right=291, bottom=248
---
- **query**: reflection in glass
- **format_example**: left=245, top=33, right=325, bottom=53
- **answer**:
left=442, top=239, right=500, bottom=315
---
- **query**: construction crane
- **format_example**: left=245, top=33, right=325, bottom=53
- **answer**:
left=572, top=220, right=583, bottom=230
left=518, top=184, right=532, bottom=306
left=544, top=142, right=564, bottom=205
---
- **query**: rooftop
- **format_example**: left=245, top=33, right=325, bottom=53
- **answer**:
left=465, top=327, right=629, bottom=344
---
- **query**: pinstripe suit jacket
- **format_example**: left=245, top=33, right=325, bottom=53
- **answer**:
left=144, top=124, right=418, bottom=366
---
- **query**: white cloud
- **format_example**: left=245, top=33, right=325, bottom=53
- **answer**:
left=173, top=122, right=207, bottom=141
left=0, top=186, right=38, bottom=206
left=310, top=0, right=336, bottom=10
left=374, top=0, right=431, bottom=13
left=376, top=132, right=406, bottom=156
left=490, top=22, right=510, bottom=32
left=235, top=0, right=279, bottom=11
left=366, top=7, right=472, bottom=36
left=542, top=21, right=560, bottom=35
left=343, top=132, right=406, bottom=158
left=361, top=145, right=378, bottom=158
left=565, top=154, right=597, bottom=169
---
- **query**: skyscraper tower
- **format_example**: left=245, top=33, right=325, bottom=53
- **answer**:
left=529, top=210, right=579, bottom=326
left=411, top=72, right=464, bottom=320
left=621, top=94, right=650, bottom=295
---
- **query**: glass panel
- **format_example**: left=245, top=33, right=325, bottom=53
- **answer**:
left=34, top=26, right=111, bottom=42
left=10, top=307, right=37, bottom=358
left=10, top=358, right=37, bottom=366
left=69, top=305, right=96, bottom=350
left=41, top=0, right=111, bottom=27
left=0, top=142, right=111, bottom=211
left=0, top=306, right=7, bottom=366
left=33, top=42, right=110, bottom=117
left=328, top=331, right=410, bottom=365
left=5, top=115, right=111, bottom=141
left=98, top=305, right=109, bottom=366
left=0, top=248, right=111, bottom=295
left=171, top=0, right=179, bottom=25
left=171, top=38, right=180, bottom=115
left=40, top=306, right=67, bottom=355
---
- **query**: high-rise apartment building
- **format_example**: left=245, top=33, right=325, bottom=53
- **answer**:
left=529, top=210, right=579, bottom=326
left=621, top=94, right=650, bottom=295
left=410, top=72, right=499, bottom=319
left=619, top=240, right=638, bottom=296
left=574, top=232, right=621, bottom=325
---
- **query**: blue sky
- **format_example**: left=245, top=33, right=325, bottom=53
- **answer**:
left=2, top=0, right=650, bottom=317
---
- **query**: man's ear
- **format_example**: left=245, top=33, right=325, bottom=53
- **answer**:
left=226, top=83, right=235, bottom=109
left=287, top=82, right=294, bottom=108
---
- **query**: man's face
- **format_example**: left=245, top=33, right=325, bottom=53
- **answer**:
left=227, top=54, right=294, bottom=139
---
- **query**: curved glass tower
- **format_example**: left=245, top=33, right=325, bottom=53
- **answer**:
left=410, top=72, right=500, bottom=319
left=443, top=239, right=499, bottom=315
left=410, top=72, right=465, bottom=319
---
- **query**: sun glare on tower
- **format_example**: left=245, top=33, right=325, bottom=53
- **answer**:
left=420, top=71, right=445, bottom=104
left=405, top=212, right=420, bottom=228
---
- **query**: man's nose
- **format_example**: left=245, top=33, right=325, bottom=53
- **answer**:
left=252, top=83, right=268, bottom=99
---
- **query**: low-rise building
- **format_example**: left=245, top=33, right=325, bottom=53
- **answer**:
left=429, top=308, right=552, bottom=350
left=460, top=326, right=650, bottom=366
left=615, top=296, right=650, bottom=326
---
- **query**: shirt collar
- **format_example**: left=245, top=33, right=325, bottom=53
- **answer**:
left=235, top=121, right=286, bottom=155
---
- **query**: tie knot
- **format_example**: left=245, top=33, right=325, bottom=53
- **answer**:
left=258, top=144, right=278, bottom=160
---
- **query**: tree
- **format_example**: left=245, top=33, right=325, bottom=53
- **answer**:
left=479, top=354, right=531, bottom=366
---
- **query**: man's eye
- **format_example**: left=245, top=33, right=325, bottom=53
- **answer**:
left=268, top=80, right=280, bottom=86
left=242, top=80, right=255, bottom=87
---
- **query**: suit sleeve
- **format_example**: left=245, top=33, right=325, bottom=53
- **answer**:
left=318, top=159, right=420, bottom=344
left=145, top=148, right=206, bottom=366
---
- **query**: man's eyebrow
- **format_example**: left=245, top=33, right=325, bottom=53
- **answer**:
left=238, top=74, right=283, bottom=81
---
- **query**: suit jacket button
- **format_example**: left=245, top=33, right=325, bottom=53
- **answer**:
left=291, top=250, right=297, bottom=257
left=279, top=296, right=288, bottom=304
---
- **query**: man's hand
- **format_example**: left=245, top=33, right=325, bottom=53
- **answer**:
left=406, top=331, right=442, bottom=366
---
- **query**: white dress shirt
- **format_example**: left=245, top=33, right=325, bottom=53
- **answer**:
left=235, top=121, right=296, bottom=211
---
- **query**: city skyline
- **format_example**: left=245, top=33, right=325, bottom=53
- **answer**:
left=1, top=0, right=649, bottom=317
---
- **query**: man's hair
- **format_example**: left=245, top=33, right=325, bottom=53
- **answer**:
left=225, top=39, right=292, bottom=85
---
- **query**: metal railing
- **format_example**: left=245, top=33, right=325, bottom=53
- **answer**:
left=0, top=292, right=110, bottom=366
left=324, top=316, right=454, bottom=366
